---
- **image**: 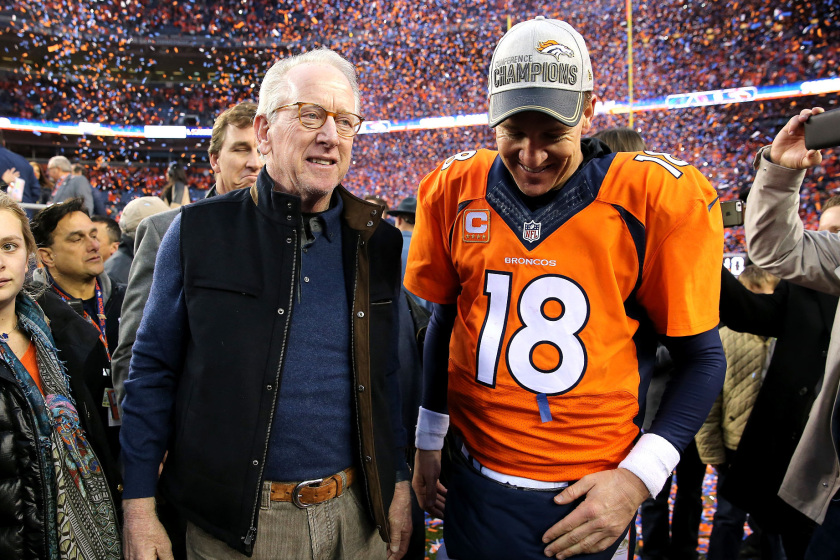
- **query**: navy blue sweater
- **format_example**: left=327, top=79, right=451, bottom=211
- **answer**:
left=264, top=197, right=355, bottom=481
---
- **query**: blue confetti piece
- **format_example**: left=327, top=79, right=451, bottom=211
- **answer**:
left=536, top=393, right=552, bottom=423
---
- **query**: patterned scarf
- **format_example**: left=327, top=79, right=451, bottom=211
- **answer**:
left=0, top=293, right=121, bottom=560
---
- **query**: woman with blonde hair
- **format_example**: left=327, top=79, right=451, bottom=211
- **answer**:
left=0, top=193, right=121, bottom=560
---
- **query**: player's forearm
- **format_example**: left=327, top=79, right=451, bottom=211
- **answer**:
left=416, top=303, right=457, bottom=450
left=420, top=303, right=456, bottom=413
left=621, top=328, right=725, bottom=496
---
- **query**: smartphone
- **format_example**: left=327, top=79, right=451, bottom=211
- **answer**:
left=721, top=200, right=744, bottom=227
left=805, top=108, right=840, bottom=150
left=7, top=177, right=24, bottom=202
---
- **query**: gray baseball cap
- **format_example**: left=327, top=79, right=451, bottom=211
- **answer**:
left=488, top=17, right=594, bottom=128
left=119, top=196, right=170, bottom=235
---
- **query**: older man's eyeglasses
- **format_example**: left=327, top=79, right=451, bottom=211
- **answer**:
left=276, top=102, right=364, bottom=138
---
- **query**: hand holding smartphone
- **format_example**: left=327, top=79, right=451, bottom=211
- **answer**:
left=805, top=108, right=840, bottom=151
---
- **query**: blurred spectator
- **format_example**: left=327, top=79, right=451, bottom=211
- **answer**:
left=75, top=163, right=108, bottom=216
left=591, top=127, right=646, bottom=152
left=91, top=215, right=121, bottom=264
left=697, top=265, right=778, bottom=560
left=390, top=196, right=430, bottom=311
left=717, top=260, right=832, bottom=560
left=30, top=160, right=54, bottom=204
left=0, top=193, right=121, bottom=559
left=0, top=131, right=39, bottom=203
left=161, top=162, right=191, bottom=208
left=48, top=156, right=94, bottom=214
left=105, top=197, right=168, bottom=285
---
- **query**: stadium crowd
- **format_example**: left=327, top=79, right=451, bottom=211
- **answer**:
left=1, top=0, right=837, bottom=125
left=0, top=4, right=839, bottom=560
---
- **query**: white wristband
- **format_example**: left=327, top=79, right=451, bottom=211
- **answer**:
left=618, top=433, right=681, bottom=498
left=415, top=407, right=450, bottom=450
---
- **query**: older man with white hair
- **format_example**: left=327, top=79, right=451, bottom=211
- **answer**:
left=47, top=155, right=94, bottom=214
left=120, top=49, right=412, bottom=560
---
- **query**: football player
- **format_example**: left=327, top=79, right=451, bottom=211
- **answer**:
left=406, top=17, right=727, bottom=560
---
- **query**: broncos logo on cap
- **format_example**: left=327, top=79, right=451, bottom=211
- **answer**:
left=536, top=40, right=575, bottom=60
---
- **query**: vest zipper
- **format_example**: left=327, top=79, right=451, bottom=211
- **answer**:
left=349, top=234, right=375, bottom=515
left=243, top=229, right=298, bottom=554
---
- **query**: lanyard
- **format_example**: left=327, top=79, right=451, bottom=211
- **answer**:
left=51, top=279, right=110, bottom=361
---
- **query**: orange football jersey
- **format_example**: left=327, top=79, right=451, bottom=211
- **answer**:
left=404, top=148, right=723, bottom=481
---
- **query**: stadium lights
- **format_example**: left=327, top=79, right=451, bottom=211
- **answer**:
left=144, top=126, right=188, bottom=139
left=1, top=77, right=838, bottom=139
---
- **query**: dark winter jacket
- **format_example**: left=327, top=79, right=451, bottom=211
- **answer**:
left=33, top=271, right=126, bottom=471
left=103, top=235, right=134, bottom=285
left=0, top=357, right=49, bottom=560
left=719, top=266, right=837, bottom=530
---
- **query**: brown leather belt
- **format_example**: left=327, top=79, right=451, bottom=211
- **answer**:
left=270, top=467, right=356, bottom=508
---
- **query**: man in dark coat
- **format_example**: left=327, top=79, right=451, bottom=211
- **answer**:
left=719, top=262, right=837, bottom=559
left=30, top=198, right=126, bottom=459
left=36, top=290, right=124, bottom=508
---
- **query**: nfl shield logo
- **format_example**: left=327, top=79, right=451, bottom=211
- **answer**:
left=522, top=220, right=541, bottom=243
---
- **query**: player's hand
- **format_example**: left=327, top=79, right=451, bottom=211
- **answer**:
left=386, top=481, right=412, bottom=560
left=542, top=468, right=647, bottom=559
left=770, top=107, right=825, bottom=170
left=123, top=497, right=174, bottom=560
left=412, top=448, right=447, bottom=518
left=2, top=167, right=19, bottom=185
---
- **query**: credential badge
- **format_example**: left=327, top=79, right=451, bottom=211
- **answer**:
left=522, top=220, right=541, bottom=243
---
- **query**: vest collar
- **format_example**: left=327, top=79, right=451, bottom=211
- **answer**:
left=249, top=167, right=303, bottom=227
left=249, top=168, right=384, bottom=239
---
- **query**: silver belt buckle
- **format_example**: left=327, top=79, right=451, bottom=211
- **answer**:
left=292, top=478, right=324, bottom=509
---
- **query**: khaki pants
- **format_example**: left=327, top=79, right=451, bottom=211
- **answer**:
left=186, top=479, right=385, bottom=560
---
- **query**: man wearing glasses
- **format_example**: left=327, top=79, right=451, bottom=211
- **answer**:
left=120, top=49, right=412, bottom=560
